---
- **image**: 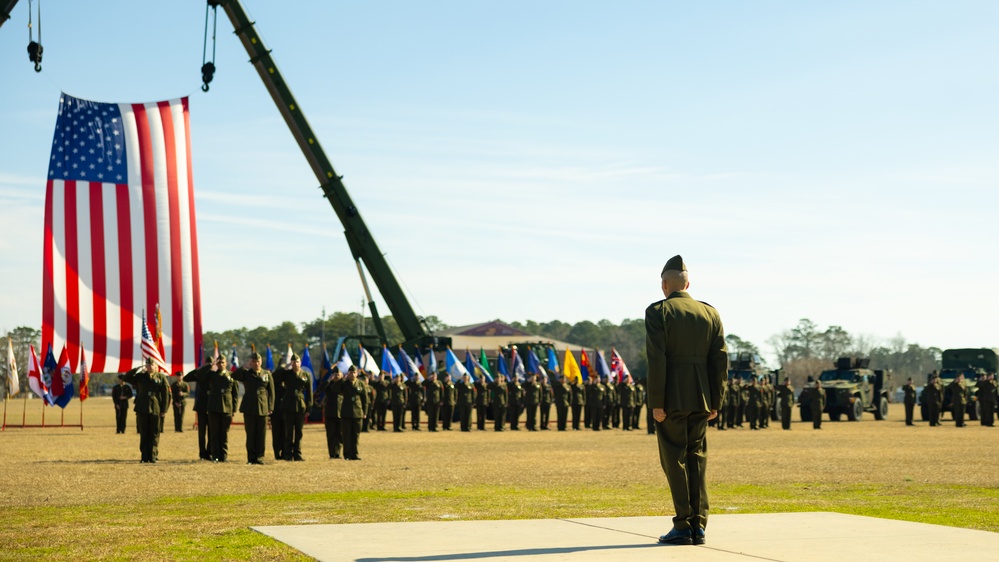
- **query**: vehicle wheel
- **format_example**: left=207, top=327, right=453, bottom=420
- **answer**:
left=800, top=405, right=811, bottom=422
left=847, top=398, right=863, bottom=421
left=773, top=406, right=782, bottom=422
left=829, top=411, right=841, bottom=422
left=874, top=396, right=888, bottom=420
left=970, top=401, right=981, bottom=421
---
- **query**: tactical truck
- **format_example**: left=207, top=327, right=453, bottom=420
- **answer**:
left=921, top=348, right=999, bottom=421
left=802, top=357, right=892, bottom=422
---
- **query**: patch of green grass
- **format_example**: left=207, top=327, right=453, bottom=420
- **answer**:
left=6, top=482, right=999, bottom=559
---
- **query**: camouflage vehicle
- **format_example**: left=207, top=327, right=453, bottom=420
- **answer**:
left=921, top=348, right=999, bottom=421
left=802, top=357, right=892, bottom=422
left=726, top=352, right=782, bottom=421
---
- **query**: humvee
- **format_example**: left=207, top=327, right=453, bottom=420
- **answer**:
left=801, top=357, right=892, bottom=422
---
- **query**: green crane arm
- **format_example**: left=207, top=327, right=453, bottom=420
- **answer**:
left=214, top=0, right=439, bottom=349
left=0, top=0, right=19, bottom=31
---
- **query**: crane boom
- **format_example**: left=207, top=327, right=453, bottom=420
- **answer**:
left=1, top=0, right=21, bottom=31
left=214, top=0, right=444, bottom=349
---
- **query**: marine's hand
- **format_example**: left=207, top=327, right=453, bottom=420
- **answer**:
left=653, top=408, right=666, bottom=422
left=707, top=409, right=718, bottom=421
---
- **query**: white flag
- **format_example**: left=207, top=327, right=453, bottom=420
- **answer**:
left=6, top=337, right=20, bottom=397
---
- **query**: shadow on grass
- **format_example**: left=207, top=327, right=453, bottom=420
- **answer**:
left=356, top=543, right=661, bottom=561
left=39, top=459, right=203, bottom=465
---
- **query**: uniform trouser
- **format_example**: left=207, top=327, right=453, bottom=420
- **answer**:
left=341, top=418, right=362, bottom=459
left=610, top=405, right=619, bottom=428
left=632, top=404, right=641, bottom=429
left=904, top=402, right=915, bottom=425
left=493, top=405, right=506, bottom=430
left=572, top=405, right=583, bottom=430
left=363, top=408, right=374, bottom=432
left=525, top=405, right=538, bottom=430
left=589, top=405, right=602, bottom=431
left=583, top=405, right=591, bottom=428
left=928, top=404, right=941, bottom=425
left=392, top=404, right=405, bottom=431
left=196, top=410, right=211, bottom=459
left=376, top=403, right=389, bottom=430
left=243, top=414, right=268, bottom=463
left=509, top=405, right=521, bottom=429
left=539, top=404, right=551, bottom=428
left=555, top=405, right=568, bottom=430
left=725, top=405, right=736, bottom=428
left=736, top=404, right=745, bottom=426
left=760, top=405, right=769, bottom=427
left=982, top=402, right=995, bottom=426
left=476, top=405, right=489, bottom=430
left=409, top=405, right=422, bottom=429
left=441, top=404, right=454, bottom=430
left=621, top=406, right=633, bottom=430
left=173, top=403, right=185, bottom=432
left=325, top=415, right=342, bottom=457
left=954, top=404, right=966, bottom=427
left=208, top=412, right=231, bottom=461
left=812, top=408, right=822, bottom=429
left=603, top=404, right=613, bottom=428
left=426, top=403, right=440, bottom=430
left=747, top=405, right=759, bottom=429
left=781, top=406, right=792, bottom=429
left=656, top=411, right=709, bottom=532
left=115, top=404, right=128, bottom=433
left=283, top=412, right=306, bottom=459
left=136, top=413, right=162, bottom=462
left=271, top=413, right=285, bottom=459
left=159, top=415, right=164, bottom=434
left=458, top=403, right=472, bottom=431
left=646, top=406, right=655, bottom=434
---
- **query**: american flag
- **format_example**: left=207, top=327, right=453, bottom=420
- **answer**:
left=141, top=310, right=168, bottom=373
left=42, top=93, right=202, bottom=375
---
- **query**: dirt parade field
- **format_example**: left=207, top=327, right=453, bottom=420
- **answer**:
left=2, top=397, right=998, bottom=560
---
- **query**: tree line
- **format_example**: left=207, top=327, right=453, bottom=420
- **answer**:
left=2, top=315, right=943, bottom=398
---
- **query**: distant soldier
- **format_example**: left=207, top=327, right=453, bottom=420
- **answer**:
left=902, top=377, right=917, bottom=426
left=632, top=380, right=645, bottom=430
left=206, top=354, right=240, bottom=462
left=423, top=372, right=442, bottom=432
left=760, top=378, right=772, bottom=429
left=456, top=373, right=475, bottom=432
left=553, top=374, right=571, bottom=431
left=948, top=373, right=968, bottom=428
left=331, top=365, right=369, bottom=461
left=808, top=380, right=825, bottom=430
left=490, top=374, right=509, bottom=431
left=617, top=375, right=636, bottom=431
left=474, top=375, right=490, bottom=430
left=317, top=366, right=342, bottom=458
left=523, top=374, right=541, bottom=431
left=406, top=375, right=424, bottom=430
left=978, top=373, right=997, bottom=427
left=374, top=372, right=392, bottom=432
left=231, top=351, right=275, bottom=465
left=362, top=373, right=376, bottom=432
left=745, top=378, right=763, bottom=430
left=776, top=378, right=795, bottom=430
left=390, top=374, right=408, bottom=432
left=724, top=379, right=739, bottom=429
left=737, top=380, right=749, bottom=428
left=586, top=373, right=605, bottom=432
left=270, top=359, right=286, bottom=461
left=539, top=372, right=553, bottom=430
left=507, top=377, right=524, bottom=430
left=170, top=373, right=189, bottom=433
left=112, top=378, right=133, bottom=434
left=440, top=373, right=457, bottom=431
left=183, top=361, right=212, bottom=460
left=570, top=376, right=586, bottom=431
left=275, top=353, right=313, bottom=461
left=923, top=374, right=942, bottom=427
left=602, top=376, right=616, bottom=429
left=119, top=357, right=170, bottom=463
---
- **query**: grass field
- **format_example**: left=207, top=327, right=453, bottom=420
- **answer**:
left=2, top=397, right=998, bottom=561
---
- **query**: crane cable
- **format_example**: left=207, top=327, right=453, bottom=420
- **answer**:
left=26, top=0, right=42, bottom=72
left=201, top=1, right=219, bottom=92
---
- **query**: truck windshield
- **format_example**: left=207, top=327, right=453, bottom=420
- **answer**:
left=818, top=370, right=854, bottom=382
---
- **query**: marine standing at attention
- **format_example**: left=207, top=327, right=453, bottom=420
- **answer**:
left=902, top=377, right=917, bottom=426
left=275, top=354, right=312, bottom=461
left=170, top=373, right=190, bottom=433
left=646, top=255, right=727, bottom=546
left=231, top=351, right=275, bottom=465
left=119, top=357, right=170, bottom=463
left=183, top=360, right=212, bottom=460
left=777, top=378, right=794, bottom=430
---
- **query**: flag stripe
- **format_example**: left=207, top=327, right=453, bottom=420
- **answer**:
left=183, top=98, right=203, bottom=367
left=158, top=100, right=184, bottom=374
left=89, top=182, right=108, bottom=372
left=100, top=183, right=120, bottom=373
left=42, top=181, right=55, bottom=362
left=132, top=103, right=160, bottom=348
left=115, top=183, right=135, bottom=370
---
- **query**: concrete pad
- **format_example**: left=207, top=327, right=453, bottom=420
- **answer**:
left=254, top=512, right=999, bottom=561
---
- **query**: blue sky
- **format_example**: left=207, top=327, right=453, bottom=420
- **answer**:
left=1, top=1, right=997, bottom=360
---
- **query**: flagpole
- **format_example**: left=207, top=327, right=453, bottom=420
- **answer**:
left=41, top=398, right=45, bottom=427
left=61, top=407, right=65, bottom=427
left=2, top=390, right=7, bottom=431
left=21, top=390, right=27, bottom=427
left=80, top=392, right=84, bottom=431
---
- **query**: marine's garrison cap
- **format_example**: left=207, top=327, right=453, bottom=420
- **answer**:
left=290, top=353, right=300, bottom=361
left=250, top=352, right=262, bottom=362
left=347, top=365, right=357, bottom=372
left=661, top=255, right=687, bottom=276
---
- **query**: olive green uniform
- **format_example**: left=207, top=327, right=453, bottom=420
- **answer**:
left=539, top=377, right=553, bottom=430
left=745, top=383, right=763, bottom=430
left=232, top=367, right=275, bottom=464
left=456, top=379, right=475, bottom=431
left=474, top=379, right=490, bottom=430
left=440, top=378, right=457, bottom=431
left=423, top=378, right=443, bottom=432
left=617, top=380, right=635, bottom=431
left=923, top=380, right=942, bottom=426
left=375, top=377, right=392, bottom=431
left=275, top=367, right=313, bottom=460
left=490, top=380, right=508, bottom=431
left=902, top=382, right=917, bottom=426
left=646, top=290, right=727, bottom=535
left=205, top=368, right=240, bottom=462
left=317, top=375, right=343, bottom=457
left=406, top=379, right=424, bottom=430
left=977, top=378, right=996, bottom=427
left=949, top=380, right=967, bottom=427
left=553, top=379, right=571, bottom=431
left=523, top=379, right=541, bottom=431
left=183, top=366, right=211, bottom=459
left=170, top=378, right=189, bottom=432
left=390, top=379, right=408, bottom=432
left=507, top=380, right=523, bottom=430
left=777, top=383, right=794, bottom=430
left=332, top=378, right=369, bottom=460
left=119, top=367, right=170, bottom=463
left=570, top=380, right=586, bottom=430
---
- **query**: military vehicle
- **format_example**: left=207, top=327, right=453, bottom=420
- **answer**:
left=726, top=352, right=782, bottom=421
left=921, top=348, right=999, bottom=421
left=801, top=357, right=892, bottom=422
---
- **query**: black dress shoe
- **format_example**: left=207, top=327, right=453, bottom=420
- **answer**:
left=692, top=528, right=705, bottom=545
left=658, top=528, right=693, bottom=545
left=293, top=456, right=305, bottom=461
